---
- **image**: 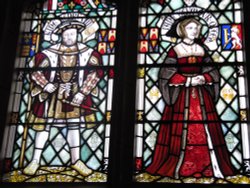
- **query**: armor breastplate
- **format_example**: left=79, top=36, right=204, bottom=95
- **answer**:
left=58, top=45, right=78, bottom=83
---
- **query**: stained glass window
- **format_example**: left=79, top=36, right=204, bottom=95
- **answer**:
left=1, top=0, right=117, bottom=182
left=134, top=0, right=250, bottom=184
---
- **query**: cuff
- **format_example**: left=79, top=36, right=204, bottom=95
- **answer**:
left=185, top=77, right=191, bottom=87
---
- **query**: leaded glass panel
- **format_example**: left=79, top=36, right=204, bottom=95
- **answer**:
left=134, top=0, right=250, bottom=184
left=2, top=0, right=117, bottom=182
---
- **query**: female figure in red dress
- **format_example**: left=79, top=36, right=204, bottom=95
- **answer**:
left=146, top=18, right=235, bottom=179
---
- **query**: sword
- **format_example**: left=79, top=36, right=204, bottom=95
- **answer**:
left=62, top=99, right=98, bottom=111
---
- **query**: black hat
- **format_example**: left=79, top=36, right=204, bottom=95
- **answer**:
left=162, top=15, right=199, bottom=38
left=54, top=21, right=85, bottom=34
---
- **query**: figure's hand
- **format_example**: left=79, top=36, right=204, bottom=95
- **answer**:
left=59, top=83, right=72, bottom=98
left=44, top=83, right=57, bottom=93
left=191, top=75, right=205, bottom=86
left=72, top=92, right=85, bottom=106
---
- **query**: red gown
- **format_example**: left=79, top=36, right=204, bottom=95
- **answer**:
left=146, top=46, right=235, bottom=178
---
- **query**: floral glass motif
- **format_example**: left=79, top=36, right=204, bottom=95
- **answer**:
left=134, top=0, right=250, bottom=184
left=1, top=0, right=116, bottom=182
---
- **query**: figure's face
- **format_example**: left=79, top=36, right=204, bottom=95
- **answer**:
left=62, top=28, right=77, bottom=46
left=184, top=0, right=195, bottom=6
left=184, top=22, right=199, bottom=40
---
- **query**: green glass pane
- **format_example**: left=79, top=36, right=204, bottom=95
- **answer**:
left=43, top=145, right=57, bottom=163
left=169, top=0, right=183, bottom=10
left=219, top=0, right=231, bottom=10
left=147, top=68, right=159, bottom=82
left=144, top=123, right=153, bottom=133
left=225, top=11, right=234, bottom=22
left=209, top=4, right=219, bottom=11
left=196, top=0, right=211, bottom=9
left=150, top=3, right=163, bottom=13
left=81, top=145, right=92, bottom=161
left=220, top=66, right=234, bottom=79
left=87, top=156, right=100, bottom=170
left=161, top=5, right=173, bottom=13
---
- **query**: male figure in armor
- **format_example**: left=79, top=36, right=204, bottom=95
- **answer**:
left=23, top=22, right=103, bottom=176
